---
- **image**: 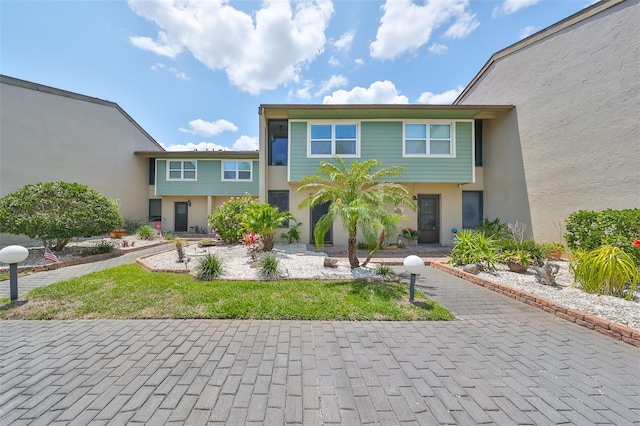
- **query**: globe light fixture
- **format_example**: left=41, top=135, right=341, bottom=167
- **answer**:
left=403, top=255, right=424, bottom=304
left=0, top=245, right=29, bottom=301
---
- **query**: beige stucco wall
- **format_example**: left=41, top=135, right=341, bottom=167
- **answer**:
left=0, top=78, right=163, bottom=245
left=157, top=196, right=245, bottom=233
left=457, top=0, right=640, bottom=242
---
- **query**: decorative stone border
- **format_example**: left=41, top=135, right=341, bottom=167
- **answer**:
left=430, top=261, right=640, bottom=348
left=136, top=248, right=192, bottom=275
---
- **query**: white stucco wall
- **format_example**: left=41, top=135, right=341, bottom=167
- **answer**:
left=457, top=0, right=640, bottom=242
left=0, top=77, right=163, bottom=245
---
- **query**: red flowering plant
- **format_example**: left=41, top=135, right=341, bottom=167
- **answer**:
left=242, top=232, right=263, bottom=260
left=633, top=239, right=640, bottom=249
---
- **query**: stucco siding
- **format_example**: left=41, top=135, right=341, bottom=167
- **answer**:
left=457, top=0, right=639, bottom=241
left=0, top=77, right=162, bottom=244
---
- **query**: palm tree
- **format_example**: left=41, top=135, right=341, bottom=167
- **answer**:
left=299, top=157, right=416, bottom=268
left=242, top=202, right=293, bottom=251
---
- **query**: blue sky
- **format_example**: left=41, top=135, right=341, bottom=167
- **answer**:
left=1, top=0, right=592, bottom=151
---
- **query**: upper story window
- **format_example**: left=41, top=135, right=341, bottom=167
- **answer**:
left=168, top=160, right=197, bottom=180
left=223, top=161, right=252, bottom=181
left=268, top=119, right=288, bottom=166
left=309, top=123, right=358, bottom=157
left=404, top=123, right=454, bottom=157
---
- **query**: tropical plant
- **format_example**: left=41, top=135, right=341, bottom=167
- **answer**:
left=258, top=254, right=281, bottom=281
left=208, top=194, right=258, bottom=243
left=136, top=225, right=156, bottom=240
left=242, top=202, right=293, bottom=251
left=196, top=253, right=224, bottom=281
left=280, top=219, right=302, bottom=244
left=0, top=181, right=123, bottom=251
left=497, top=238, right=546, bottom=266
left=501, top=249, right=532, bottom=268
left=298, top=157, right=416, bottom=268
left=242, top=232, right=263, bottom=260
left=449, top=229, right=500, bottom=271
left=123, top=218, right=147, bottom=235
left=570, top=245, right=639, bottom=300
left=476, top=217, right=510, bottom=240
left=375, top=263, right=395, bottom=280
left=163, top=232, right=176, bottom=241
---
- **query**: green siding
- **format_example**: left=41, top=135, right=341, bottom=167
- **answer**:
left=156, top=160, right=259, bottom=196
left=289, top=121, right=473, bottom=183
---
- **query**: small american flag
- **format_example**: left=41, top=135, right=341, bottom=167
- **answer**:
left=44, top=247, right=59, bottom=263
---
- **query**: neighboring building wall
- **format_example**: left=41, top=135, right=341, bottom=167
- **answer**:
left=0, top=76, right=163, bottom=245
left=457, top=0, right=640, bottom=242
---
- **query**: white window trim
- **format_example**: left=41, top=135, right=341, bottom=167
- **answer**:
left=166, top=160, right=198, bottom=181
left=307, top=121, right=360, bottom=158
left=402, top=121, right=456, bottom=158
left=221, top=160, right=253, bottom=181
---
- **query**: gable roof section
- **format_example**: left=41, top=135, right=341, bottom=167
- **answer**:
left=454, top=0, right=628, bottom=104
left=0, top=74, right=165, bottom=151
left=134, top=150, right=258, bottom=159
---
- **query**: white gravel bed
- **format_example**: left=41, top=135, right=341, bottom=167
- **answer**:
left=141, top=243, right=383, bottom=280
left=475, top=262, right=640, bottom=331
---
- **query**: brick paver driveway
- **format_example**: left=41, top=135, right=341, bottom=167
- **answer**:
left=1, top=266, right=638, bottom=425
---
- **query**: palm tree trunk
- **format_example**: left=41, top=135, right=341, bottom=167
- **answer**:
left=348, top=230, right=359, bottom=268
left=362, top=231, right=385, bottom=267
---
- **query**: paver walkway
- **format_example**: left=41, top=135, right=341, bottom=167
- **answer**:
left=1, top=254, right=639, bottom=424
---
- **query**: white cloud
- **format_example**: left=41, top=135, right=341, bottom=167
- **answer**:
left=315, top=75, right=348, bottom=96
left=443, top=12, right=479, bottom=39
left=354, top=58, right=364, bottom=67
left=370, top=0, right=476, bottom=60
left=333, top=30, right=355, bottom=52
left=323, top=80, right=408, bottom=104
left=328, top=56, right=341, bottom=67
left=162, top=135, right=257, bottom=152
left=296, top=80, right=314, bottom=99
left=417, top=86, right=464, bottom=104
left=493, top=0, right=540, bottom=16
left=519, top=25, right=537, bottom=39
left=130, top=31, right=183, bottom=58
left=168, top=67, right=189, bottom=81
left=428, top=43, right=448, bottom=55
left=179, top=119, right=238, bottom=138
left=150, top=62, right=165, bottom=71
left=232, top=135, right=259, bottom=151
left=128, top=0, right=334, bottom=94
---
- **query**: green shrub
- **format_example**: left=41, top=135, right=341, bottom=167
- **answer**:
left=501, top=250, right=531, bottom=267
left=565, top=208, right=640, bottom=266
left=123, top=218, right=147, bottom=235
left=163, top=232, right=176, bottom=241
left=357, top=240, right=377, bottom=250
left=208, top=195, right=258, bottom=244
left=449, top=229, right=500, bottom=271
left=258, top=254, right=281, bottom=281
left=80, top=240, right=116, bottom=256
left=570, top=245, right=639, bottom=300
left=242, top=202, right=293, bottom=251
left=136, top=225, right=156, bottom=240
left=196, top=253, right=224, bottom=281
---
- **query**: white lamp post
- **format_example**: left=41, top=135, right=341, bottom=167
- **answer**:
left=0, top=245, right=29, bottom=301
left=403, top=255, right=424, bottom=304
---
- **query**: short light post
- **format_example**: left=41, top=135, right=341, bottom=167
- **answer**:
left=403, top=255, right=424, bottom=304
left=0, top=245, right=29, bottom=302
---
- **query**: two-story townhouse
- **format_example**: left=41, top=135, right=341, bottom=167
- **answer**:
left=134, top=150, right=259, bottom=233
left=258, top=104, right=512, bottom=246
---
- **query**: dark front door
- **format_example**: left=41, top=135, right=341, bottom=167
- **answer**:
left=174, top=202, right=188, bottom=232
left=310, top=202, right=332, bottom=245
left=417, top=195, right=439, bottom=243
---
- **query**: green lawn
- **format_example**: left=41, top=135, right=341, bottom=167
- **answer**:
left=0, top=263, right=454, bottom=321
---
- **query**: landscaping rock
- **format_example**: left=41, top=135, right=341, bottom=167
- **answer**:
left=324, top=258, right=339, bottom=268
left=462, top=264, right=479, bottom=274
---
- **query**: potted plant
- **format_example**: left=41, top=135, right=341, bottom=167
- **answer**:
left=410, top=229, right=419, bottom=240
left=402, top=227, right=418, bottom=238
left=502, top=249, right=531, bottom=273
left=542, top=242, right=564, bottom=260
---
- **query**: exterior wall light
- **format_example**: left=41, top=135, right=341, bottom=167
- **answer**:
left=0, top=245, right=29, bottom=301
left=403, top=255, right=424, bottom=304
